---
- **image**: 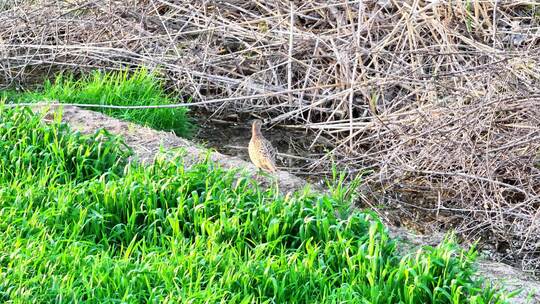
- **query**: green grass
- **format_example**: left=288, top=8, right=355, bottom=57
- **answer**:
left=0, top=106, right=515, bottom=303
left=0, top=69, right=193, bottom=137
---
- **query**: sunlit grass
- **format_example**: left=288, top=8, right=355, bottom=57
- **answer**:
left=0, top=106, right=514, bottom=303
left=0, top=69, right=193, bottom=137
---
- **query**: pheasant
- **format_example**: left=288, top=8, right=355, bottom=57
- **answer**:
left=248, top=119, right=277, bottom=173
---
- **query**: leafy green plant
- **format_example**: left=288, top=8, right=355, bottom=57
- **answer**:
left=1, top=69, right=193, bottom=137
left=0, top=106, right=131, bottom=183
left=0, top=106, right=514, bottom=303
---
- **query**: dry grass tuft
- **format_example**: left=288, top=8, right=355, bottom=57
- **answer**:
left=1, top=0, right=539, bottom=272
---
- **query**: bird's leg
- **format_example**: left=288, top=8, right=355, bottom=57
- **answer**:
left=262, top=171, right=279, bottom=191
left=273, top=174, right=279, bottom=193
left=254, top=168, right=268, bottom=184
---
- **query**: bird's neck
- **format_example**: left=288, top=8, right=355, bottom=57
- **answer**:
left=252, top=125, right=262, bottom=137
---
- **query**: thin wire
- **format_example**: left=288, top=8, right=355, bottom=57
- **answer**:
left=1, top=84, right=337, bottom=110
left=4, top=100, right=218, bottom=109
left=1, top=94, right=263, bottom=110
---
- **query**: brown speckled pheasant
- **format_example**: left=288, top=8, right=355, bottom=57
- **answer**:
left=248, top=119, right=277, bottom=173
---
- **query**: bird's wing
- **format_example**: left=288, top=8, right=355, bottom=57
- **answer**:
left=262, top=138, right=277, bottom=161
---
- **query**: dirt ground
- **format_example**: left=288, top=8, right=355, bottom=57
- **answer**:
left=34, top=104, right=540, bottom=303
